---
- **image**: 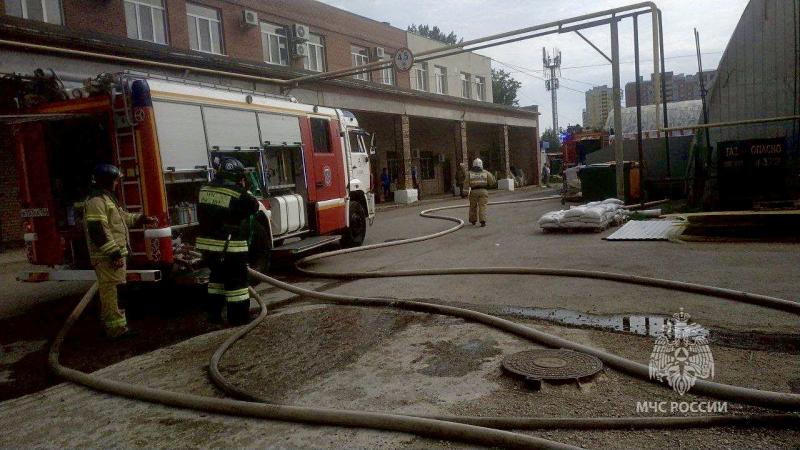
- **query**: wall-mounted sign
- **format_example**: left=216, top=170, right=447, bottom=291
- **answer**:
left=717, top=137, right=787, bottom=207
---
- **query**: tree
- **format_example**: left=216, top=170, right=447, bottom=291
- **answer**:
left=541, top=127, right=562, bottom=152
left=407, top=24, right=462, bottom=45
left=565, top=124, right=583, bottom=135
left=491, top=68, right=522, bottom=106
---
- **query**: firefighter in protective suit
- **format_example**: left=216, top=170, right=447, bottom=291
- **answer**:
left=83, top=164, right=157, bottom=338
left=465, top=158, right=496, bottom=227
left=196, top=157, right=260, bottom=325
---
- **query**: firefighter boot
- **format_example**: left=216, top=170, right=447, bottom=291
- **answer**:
left=227, top=299, right=251, bottom=325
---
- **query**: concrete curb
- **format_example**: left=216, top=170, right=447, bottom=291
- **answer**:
left=375, top=186, right=559, bottom=212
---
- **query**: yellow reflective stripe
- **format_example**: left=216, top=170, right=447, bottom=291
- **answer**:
left=225, top=288, right=250, bottom=303
left=198, top=190, right=232, bottom=208
left=196, top=238, right=249, bottom=252
left=85, top=214, right=108, bottom=222
left=196, top=237, right=226, bottom=245
left=99, top=241, right=118, bottom=253
left=204, top=186, right=241, bottom=198
left=208, top=282, right=224, bottom=294
left=105, top=317, right=127, bottom=329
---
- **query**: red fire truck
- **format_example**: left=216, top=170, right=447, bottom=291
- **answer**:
left=9, top=72, right=375, bottom=282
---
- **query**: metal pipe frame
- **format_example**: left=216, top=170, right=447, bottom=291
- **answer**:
left=0, top=3, right=665, bottom=123
left=290, top=2, right=663, bottom=93
left=661, top=115, right=800, bottom=132
left=633, top=15, right=645, bottom=207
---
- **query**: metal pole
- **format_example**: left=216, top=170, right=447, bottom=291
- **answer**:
left=551, top=68, right=559, bottom=136
left=695, top=28, right=712, bottom=166
left=634, top=16, right=645, bottom=208
left=611, top=17, right=625, bottom=200
left=658, top=10, right=671, bottom=180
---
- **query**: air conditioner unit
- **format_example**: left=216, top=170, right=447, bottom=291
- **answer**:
left=242, top=9, right=258, bottom=27
left=292, top=42, right=308, bottom=58
left=373, top=47, right=386, bottom=59
left=293, top=24, right=309, bottom=41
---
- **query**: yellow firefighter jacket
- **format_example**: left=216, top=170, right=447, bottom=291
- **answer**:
left=467, top=169, right=496, bottom=191
left=83, top=190, right=142, bottom=262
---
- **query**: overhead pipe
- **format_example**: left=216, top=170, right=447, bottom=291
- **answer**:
left=0, top=39, right=290, bottom=85
left=290, top=3, right=662, bottom=86
left=661, top=115, right=800, bottom=132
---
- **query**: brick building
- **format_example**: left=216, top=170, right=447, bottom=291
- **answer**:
left=0, top=0, right=539, bottom=245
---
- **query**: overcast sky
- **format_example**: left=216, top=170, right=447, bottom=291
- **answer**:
left=317, top=0, right=749, bottom=132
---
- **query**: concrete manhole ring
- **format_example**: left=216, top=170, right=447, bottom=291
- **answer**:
left=501, top=349, right=603, bottom=384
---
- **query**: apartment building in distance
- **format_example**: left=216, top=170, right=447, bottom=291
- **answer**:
left=0, top=0, right=539, bottom=244
left=583, top=85, right=613, bottom=130
left=625, top=71, right=717, bottom=107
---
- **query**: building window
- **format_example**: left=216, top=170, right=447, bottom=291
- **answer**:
left=460, top=72, right=471, bottom=99
left=310, top=118, right=331, bottom=153
left=304, top=33, right=326, bottom=72
left=260, top=22, right=288, bottom=66
left=475, top=76, right=485, bottom=101
left=378, top=52, right=394, bottom=86
left=411, top=62, right=428, bottom=91
left=351, top=46, right=369, bottom=81
left=434, top=65, right=447, bottom=94
left=419, top=151, right=435, bottom=180
left=124, top=0, right=167, bottom=45
left=5, top=0, right=62, bottom=24
left=186, top=3, right=222, bottom=55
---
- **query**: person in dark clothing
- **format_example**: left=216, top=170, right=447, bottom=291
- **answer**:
left=380, top=167, right=391, bottom=202
left=196, top=157, right=260, bottom=325
left=412, top=165, right=421, bottom=200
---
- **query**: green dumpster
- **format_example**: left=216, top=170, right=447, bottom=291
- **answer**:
left=578, top=162, right=640, bottom=203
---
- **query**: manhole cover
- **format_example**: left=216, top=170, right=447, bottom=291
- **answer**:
left=502, top=349, right=603, bottom=383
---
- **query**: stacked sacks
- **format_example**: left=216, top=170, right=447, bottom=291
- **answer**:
left=538, top=199, right=630, bottom=231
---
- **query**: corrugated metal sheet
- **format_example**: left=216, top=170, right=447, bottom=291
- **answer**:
left=706, top=0, right=799, bottom=146
left=604, top=220, right=686, bottom=241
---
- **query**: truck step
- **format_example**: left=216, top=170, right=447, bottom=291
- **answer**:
left=272, top=235, right=341, bottom=255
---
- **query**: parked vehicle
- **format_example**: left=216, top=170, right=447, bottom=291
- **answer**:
left=10, top=72, right=375, bottom=281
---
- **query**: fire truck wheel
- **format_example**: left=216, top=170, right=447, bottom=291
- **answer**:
left=343, top=201, right=367, bottom=248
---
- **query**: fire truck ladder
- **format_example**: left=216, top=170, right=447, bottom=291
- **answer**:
left=111, top=76, right=147, bottom=257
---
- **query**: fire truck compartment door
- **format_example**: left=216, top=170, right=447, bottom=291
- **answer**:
left=153, top=101, right=209, bottom=171
left=301, top=118, right=347, bottom=235
left=268, top=194, right=306, bottom=236
left=257, top=113, right=301, bottom=146
left=14, top=123, right=62, bottom=265
left=203, top=107, right=260, bottom=150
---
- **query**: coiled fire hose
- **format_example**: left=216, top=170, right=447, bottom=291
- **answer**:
left=49, top=194, right=799, bottom=450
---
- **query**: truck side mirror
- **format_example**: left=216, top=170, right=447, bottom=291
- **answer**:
left=369, top=133, right=376, bottom=155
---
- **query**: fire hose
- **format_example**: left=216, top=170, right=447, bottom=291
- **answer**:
left=49, top=194, right=799, bottom=449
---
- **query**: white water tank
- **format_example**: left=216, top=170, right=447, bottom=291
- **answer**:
left=269, top=194, right=306, bottom=235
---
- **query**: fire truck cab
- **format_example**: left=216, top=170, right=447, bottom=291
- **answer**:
left=12, top=73, right=376, bottom=281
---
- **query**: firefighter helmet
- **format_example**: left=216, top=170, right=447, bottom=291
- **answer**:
left=472, top=158, right=483, bottom=170
left=216, top=157, right=246, bottom=181
left=93, top=163, right=122, bottom=185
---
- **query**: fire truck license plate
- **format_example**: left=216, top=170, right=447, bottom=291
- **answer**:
left=20, top=208, right=50, bottom=218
